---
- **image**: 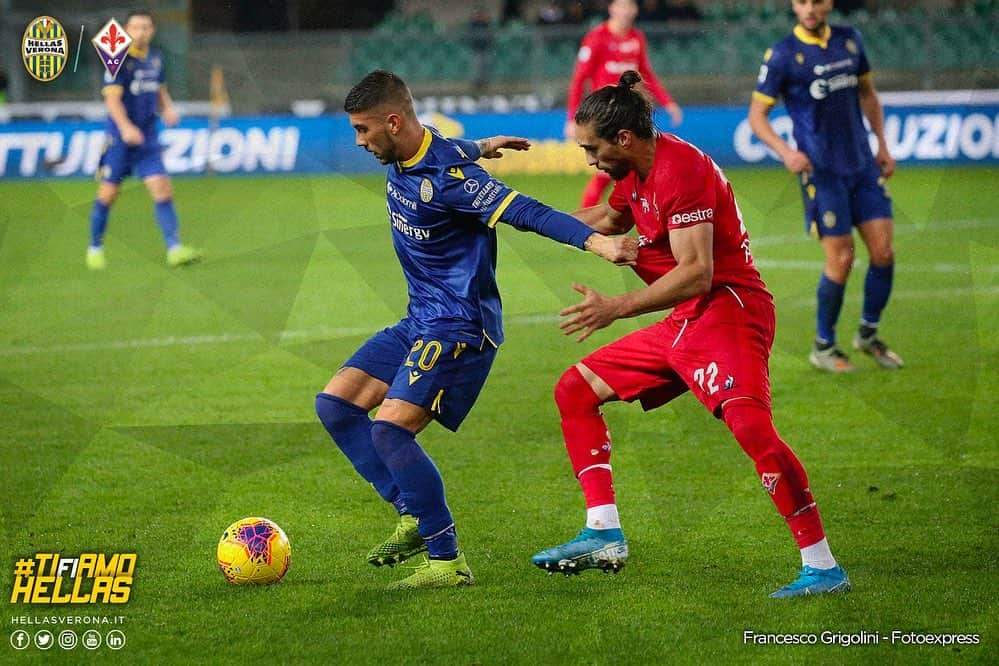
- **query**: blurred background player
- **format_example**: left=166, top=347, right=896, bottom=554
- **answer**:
left=748, top=0, right=901, bottom=372
left=315, top=70, right=635, bottom=590
left=566, top=0, right=683, bottom=207
left=532, top=71, right=849, bottom=598
left=86, top=10, right=202, bottom=270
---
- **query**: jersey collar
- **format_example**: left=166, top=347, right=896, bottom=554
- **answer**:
left=398, top=127, right=432, bottom=169
left=128, top=45, right=149, bottom=59
left=793, top=24, right=831, bottom=48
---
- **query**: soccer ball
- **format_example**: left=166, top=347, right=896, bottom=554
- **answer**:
left=217, top=517, right=291, bottom=585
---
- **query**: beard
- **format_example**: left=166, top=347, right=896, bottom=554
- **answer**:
left=604, top=163, right=631, bottom=180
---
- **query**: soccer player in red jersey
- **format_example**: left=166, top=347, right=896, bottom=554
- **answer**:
left=532, top=71, right=850, bottom=598
left=565, top=0, right=682, bottom=208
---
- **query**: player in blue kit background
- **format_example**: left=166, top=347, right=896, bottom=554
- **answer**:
left=748, top=0, right=902, bottom=372
left=314, top=70, right=636, bottom=589
left=86, top=10, right=202, bottom=270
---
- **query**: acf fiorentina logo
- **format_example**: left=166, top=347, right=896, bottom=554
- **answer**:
left=92, top=18, right=132, bottom=79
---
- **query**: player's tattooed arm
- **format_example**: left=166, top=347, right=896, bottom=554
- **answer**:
left=477, top=136, right=531, bottom=159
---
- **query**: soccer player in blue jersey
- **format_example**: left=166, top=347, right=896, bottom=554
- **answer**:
left=315, top=70, right=636, bottom=589
left=748, top=0, right=903, bottom=372
left=86, top=10, right=202, bottom=270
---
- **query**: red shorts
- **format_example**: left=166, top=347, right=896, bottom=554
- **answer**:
left=581, top=285, right=776, bottom=417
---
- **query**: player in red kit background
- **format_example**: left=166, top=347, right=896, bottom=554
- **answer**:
left=532, top=71, right=850, bottom=598
left=566, top=0, right=682, bottom=208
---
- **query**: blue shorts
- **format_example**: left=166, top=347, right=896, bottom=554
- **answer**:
left=97, top=134, right=166, bottom=184
left=343, top=318, right=497, bottom=432
left=799, top=162, right=893, bottom=238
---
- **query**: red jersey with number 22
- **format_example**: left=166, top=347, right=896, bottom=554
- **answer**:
left=608, top=133, right=769, bottom=320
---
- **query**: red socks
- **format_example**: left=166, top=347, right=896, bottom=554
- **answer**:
left=722, top=399, right=826, bottom=549
left=554, top=367, right=615, bottom=508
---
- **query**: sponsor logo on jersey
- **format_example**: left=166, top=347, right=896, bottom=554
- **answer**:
left=446, top=166, right=465, bottom=179
left=463, top=178, right=480, bottom=194
left=809, top=73, right=859, bottom=100
left=388, top=182, right=418, bottom=210
left=761, top=473, right=781, bottom=495
left=813, top=58, right=853, bottom=76
left=420, top=178, right=434, bottom=202
left=390, top=211, right=431, bottom=241
left=670, top=208, right=714, bottom=225
left=92, top=18, right=132, bottom=79
left=471, top=180, right=503, bottom=209
left=22, top=16, right=68, bottom=82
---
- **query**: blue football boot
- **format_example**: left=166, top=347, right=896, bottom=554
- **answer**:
left=769, top=564, right=851, bottom=598
left=531, top=527, right=628, bottom=575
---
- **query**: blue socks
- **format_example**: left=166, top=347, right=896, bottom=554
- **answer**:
left=370, top=420, right=458, bottom=559
left=153, top=199, right=180, bottom=248
left=862, top=263, right=894, bottom=327
left=89, top=199, right=182, bottom=249
left=315, top=394, right=406, bottom=515
left=816, top=273, right=846, bottom=346
left=89, top=200, right=110, bottom=248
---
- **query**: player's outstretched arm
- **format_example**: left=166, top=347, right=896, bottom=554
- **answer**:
left=498, top=195, right=637, bottom=265
left=477, top=136, right=531, bottom=159
left=559, top=223, right=713, bottom=341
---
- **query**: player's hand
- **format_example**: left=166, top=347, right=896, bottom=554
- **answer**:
left=585, top=233, right=638, bottom=265
left=560, top=283, right=622, bottom=342
left=478, top=135, right=531, bottom=158
left=666, top=102, right=683, bottom=127
left=564, top=121, right=577, bottom=140
left=121, top=124, right=144, bottom=145
left=162, top=105, right=180, bottom=127
left=877, top=145, right=895, bottom=179
left=781, top=149, right=812, bottom=174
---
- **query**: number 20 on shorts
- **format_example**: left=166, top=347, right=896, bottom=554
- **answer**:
left=404, top=339, right=443, bottom=371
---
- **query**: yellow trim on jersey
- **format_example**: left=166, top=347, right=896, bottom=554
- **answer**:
left=399, top=127, right=432, bottom=168
left=482, top=330, right=499, bottom=349
left=102, top=84, right=124, bottom=97
left=859, top=71, right=873, bottom=81
left=486, top=191, right=519, bottom=228
left=128, top=45, right=148, bottom=58
left=793, top=24, right=831, bottom=48
left=752, top=90, right=776, bottom=106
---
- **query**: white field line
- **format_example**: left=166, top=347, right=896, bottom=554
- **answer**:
left=750, top=218, right=998, bottom=247
left=1, top=286, right=997, bottom=357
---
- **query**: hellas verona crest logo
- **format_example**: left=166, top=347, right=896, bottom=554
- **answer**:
left=92, top=18, right=132, bottom=79
left=22, top=16, right=69, bottom=82
left=420, top=178, right=434, bottom=203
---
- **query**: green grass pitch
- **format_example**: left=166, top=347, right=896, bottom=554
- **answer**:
left=1, top=166, right=996, bottom=663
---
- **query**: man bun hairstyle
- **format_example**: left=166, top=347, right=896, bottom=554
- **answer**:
left=575, top=70, right=655, bottom=141
left=344, top=70, right=415, bottom=116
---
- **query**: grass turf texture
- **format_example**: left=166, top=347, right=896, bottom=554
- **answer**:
left=1, top=167, right=996, bottom=664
